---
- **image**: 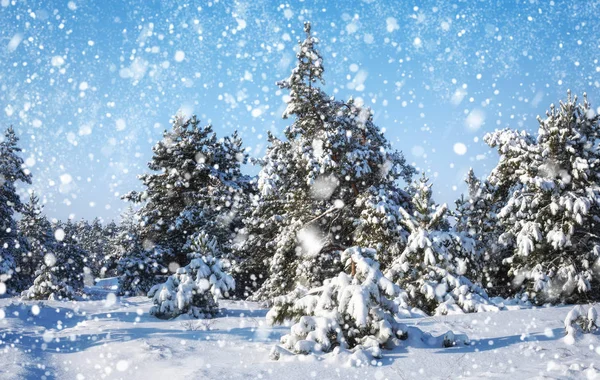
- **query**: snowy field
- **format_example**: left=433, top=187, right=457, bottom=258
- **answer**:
left=1, top=287, right=599, bottom=380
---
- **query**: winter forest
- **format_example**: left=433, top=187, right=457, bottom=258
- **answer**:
left=1, top=1, right=600, bottom=379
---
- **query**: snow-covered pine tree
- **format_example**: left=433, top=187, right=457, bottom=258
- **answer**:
left=22, top=220, right=86, bottom=300
left=385, top=174, right=490, bottom=315
left=75, top=218, right=112, bottom=279
left=56, top=220, right=87, bottom=291
left=17, top=192, right=53, bottom=288
left=267, top=246, right=407, bottom=359
left=232, top=132, right=298, bottom=299
left=22, top=263, right=76, bottom=300
left=454, top=169, right=485, bottom=243
left=484, top=91, right=600, bottom=304
left=113, top=207, right=165, bottom=296
left=236, top=22, right=414, bottom=301
left=124, top=116, right=251, bottom=285
left=100, top=220, right=118, bottom=277
left=453, top=169, right=508, bottom=291
left=148, top=231, right=235, bottom=319
left=0, top=126, right=32, bottom=293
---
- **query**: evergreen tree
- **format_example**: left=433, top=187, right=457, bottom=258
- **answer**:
left=22, top=263, right=76, bottom=300
left=236, top=22, right=414, bottom=301
left=453, top=169, right=506, bottom=290
left=17, top=192, right=53, bottom=287
left=267, top=246, right=408, bottom=359
left=0, top=126, right=32, bottom=292
left=124, top=116, right=251, bottom=286
left=74, top=218, right=115, bottom=279
left=100, top=220, right=118, bottom=277
left=113, top=207, right=165, bottom=296
left=148, top=231, right=235, bottom=319
left=484, top=91, right=600, bottom=304
left=23, top=220, right=86, bottom=300
left=385, top=175, right=490, bottom=315
left=53, top=221, right=86, bottom=294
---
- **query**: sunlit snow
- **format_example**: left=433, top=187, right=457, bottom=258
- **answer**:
left=0, top=1, right=599, bottom=379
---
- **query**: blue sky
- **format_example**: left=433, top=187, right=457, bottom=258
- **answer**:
left=1, top=0, right=599, bottom=222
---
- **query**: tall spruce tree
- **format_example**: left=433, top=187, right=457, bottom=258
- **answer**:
left=453, top=169, right=507, bottom=291
left=124, top=116, right=251, bottom=290
left=484, top=91, right=600, bottom=304
left=17, top=192, right=53, bottom=287
left=236, top=22, right=414, bottom=301
left=112, top=206, right=165, bottom=296
left=0, top=126, right=32, bottom=292
left=74, top=218, right=116, bottom=279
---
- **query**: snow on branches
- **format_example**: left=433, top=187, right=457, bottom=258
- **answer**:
left=236, top=21, right=413, bottom=302
left=385, top=174, right=493, bottom=315
left=149, top=232, right=234, bottom=319
left=484, top=91, right=600, bottom=304
left=267, top=246, right=408, bottom=360
left=564, top=305, right=599, bottom=344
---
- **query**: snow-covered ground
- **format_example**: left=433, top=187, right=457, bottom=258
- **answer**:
left=0, top=290, right=599, bottom=380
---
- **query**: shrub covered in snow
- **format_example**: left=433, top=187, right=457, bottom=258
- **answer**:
left=267, top=246, right=408, bottom=359
left=385, top=175, right=493, bottom=315
left=564, top=305, right=598, bottom=344
left=148, top=232, right=235, bottom=319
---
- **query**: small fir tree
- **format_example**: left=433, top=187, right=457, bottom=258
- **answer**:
left=453, top=169, right=509, bottom=292
left=17, top=192, right=53, bottom=287
left=99, top=220, right=118, bottom=277
left=148, top=232, right=235, bottom=319
left=267, top=246, right=408, bottom=359
left=385, top=175, right=490, bottom=315
left=23, top=220, right=86, bottom=300
left=113, top=207, right=165, bottom=296
left=22, top=263, right=76, bottom=300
